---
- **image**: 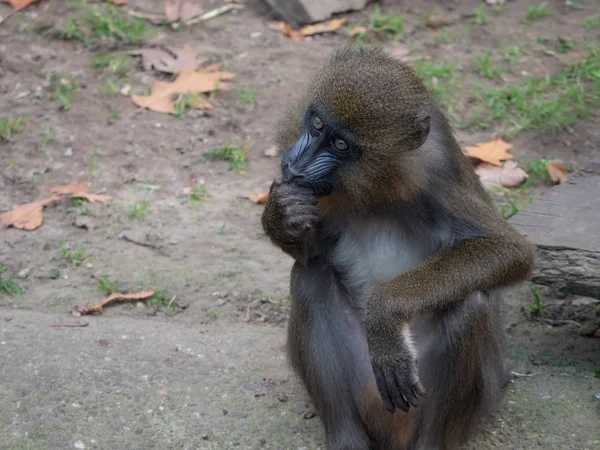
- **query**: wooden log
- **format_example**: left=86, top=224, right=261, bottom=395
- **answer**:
left=509, top=158, right=600, bottom=299
left=264, top=0, right=369, bottom=26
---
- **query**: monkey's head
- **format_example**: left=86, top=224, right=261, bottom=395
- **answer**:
left=278, top=45, right=436, bottom=206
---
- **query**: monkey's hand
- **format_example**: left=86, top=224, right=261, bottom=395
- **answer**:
left=365, top=306, right=425, bottom=414
left=261, top=177, right=319, bottom=263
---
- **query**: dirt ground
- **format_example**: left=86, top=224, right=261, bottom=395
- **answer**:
left=1, top=0, right=599, bottom=449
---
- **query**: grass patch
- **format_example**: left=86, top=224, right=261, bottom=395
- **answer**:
left=92, top=53, right=130, bottom=77
left=475, top=47, right=599, bottom=137
left=474, top=52, right=503, bottom=79
left=0, top=117, right=25, bottom=140
left=556, top=37, right=575, bottom=54
left=528, top=283, right=546, bottom=316
left=127, top=199, right=150, bottom=220
left=523, top=2, right=553, bottom=22
left=501, top=44, right=523, bottom=72
left=89, top=148, right=99, bottom=176
left=583, top=15, right=600, bottom=30
left=42, top=123, right=53, bottom=147
left=173, top=93, right=206, bottom=117
left=188, top=185, right=211, bottom=212
left=147, top=291, right=176, bottom=312
left=434, top=28, right=454, bottom=45
left=204, top=143, right=247, bottom=174
left=369, top=4, right=405, bottom=39
left=97, top=275, right=120, bottom=293
left=60, top=238, right=87, bottom=266
left=236, top=83, right=258, bottom=105
left=0, top=264, right=23, bottom=296
left=527, top=158, right=552, bottom=183
left=415, top=59, right=460, bottom=120
left=59, top=3, right=151, bottom=46
left=474, top=4, right=487, bottom=25
left=71, top=197, right=91, bottom=216
left=49, top=73, right=79, bottom=110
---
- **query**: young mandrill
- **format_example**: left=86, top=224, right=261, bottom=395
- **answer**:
left=261, top=45, right=535, bottom=450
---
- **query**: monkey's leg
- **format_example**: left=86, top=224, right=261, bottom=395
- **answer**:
left=287, top=260, right=380, bottom=450
left=409, top=291, right=506, bottom=450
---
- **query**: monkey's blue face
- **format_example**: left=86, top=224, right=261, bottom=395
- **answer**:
left=281, top=106, right=358, bottom=197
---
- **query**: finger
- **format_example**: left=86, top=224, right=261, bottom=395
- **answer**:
left=396, top=372, right=420, bottom=408
left=269, top=177, right=284, bottom=193
left=412, top=378, right=426, bottom=399
left=374, top=369, right=395, bottom=414
left=386, top=371, right=410, bottom=413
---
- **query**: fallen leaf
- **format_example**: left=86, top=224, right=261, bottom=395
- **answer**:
left=109, top=0, right=128, bottom=4
left=464, top=138, right=514, bottom=166
left=164, top=0, right=205, bottom=22
left=131, top=68, right=235, bottom=115
left=0, top=195, right=61, bottom=231
left=72, top=291, right=155, bottom=316
left=1, top=0, right=39, bottom=12
left=390, top=46, right=411, bottom=59
left=48, top=180, right=111, bottom=203
left=423, top=14, right=459, bottom=29
left=263, top=146, right=278, bottom=157
left=546, top=160, right=568, bottom=184
left=299, top=18, right=347, bottom=37
left=346, top=25, right=368, bottom=37
left=564, top=140, right=572, bottom=147
left=270, top=21, right=303, bottom=40
left=130, top=43, right=208, bottom=74
left=474, top=161, right=528, bottom=188
left=247, top=193, right=268, bottom=204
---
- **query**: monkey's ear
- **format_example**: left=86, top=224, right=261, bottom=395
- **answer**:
left=409, top=115, right=431, bottom=150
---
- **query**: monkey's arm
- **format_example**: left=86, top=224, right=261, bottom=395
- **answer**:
left=366, top=229, right=535, bottom=414
left=369, top=232, right=535, bottom=319
left=261, top=178, right=320, bottom=265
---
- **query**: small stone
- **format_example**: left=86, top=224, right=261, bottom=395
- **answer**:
left=202, top=434, right=209, bottom=440
left=250, top=32, right=262, bottom=39
left=572, top=296, right=600, bottom=306
left=303, top=410, right=317, bottom=419
left=17, top=268, right=30, bottom=279
left=4, top=316, right=13, bottom=321
left=259, top=438, right=266, bottom=446
left=215, top=297, right=227, bottom=307
left=73, top=441, right=85, bottom=449
left=136, top=302, right=145, bottom=309
left=85, top=263, right=93, bottom=269
left=64, top=147, right=73, bottom=157
left=277, top=392, right=288, bottom=402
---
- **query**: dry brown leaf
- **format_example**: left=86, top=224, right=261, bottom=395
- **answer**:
left=299, top=18, right=347, bottom=37
left=1, top=0, right=39, bottom=11
left=247, top=193, right=268, bottom=204
left=423, top=14, right=459, bottom=29
left=131, top=68, right=235, bottom=114
left=109, top=0, right=128, bottom=4
left=474, top=161, right=528, bottom=188
left=346, top=25, right=368, bottom=37
left=72, top=291, right=155, bottom=316
left=48, top=181, right=111, bottom=203
left=270, top=21, right=303, bottom=40
left=464, top=138, right=514, bottom=166
left=546, top=160, right=568, bottom=184
left=130, top=43, right=207, bottom=74
left=0, top=195, right=61, bottom=231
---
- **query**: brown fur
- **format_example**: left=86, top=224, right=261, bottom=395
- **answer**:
left=263, top=44, right=536, bottom=450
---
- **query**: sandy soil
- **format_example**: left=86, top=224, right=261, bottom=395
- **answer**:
left=1, top=0, right=599, bottom=449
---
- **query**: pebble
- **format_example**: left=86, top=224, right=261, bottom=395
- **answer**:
left=64, top=147, right=73, bottom=157
left=17, top=268, right=30, bottom=279
left=250, top=32, right=262, bottom=39
left=73, top=441, right=85, bottom=449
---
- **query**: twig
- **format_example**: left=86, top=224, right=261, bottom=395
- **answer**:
left=121, top=233, right=159, bottom=249
left=49, top=322, right=89, bottom=328
left=167, top=294, right=177, bottom=308
left=511, top=371, right=540, bottom=377
left=182, top=4, right=241, bottom=26
left=128, top=10, right=168, bottom=25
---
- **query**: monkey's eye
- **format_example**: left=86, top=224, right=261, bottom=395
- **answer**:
left=311, top=116, right=324, bottom=131
left=333, top=138, right=349, bottom=151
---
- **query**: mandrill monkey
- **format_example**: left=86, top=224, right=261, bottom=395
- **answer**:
left=261, top=45, right=535, bottom=450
